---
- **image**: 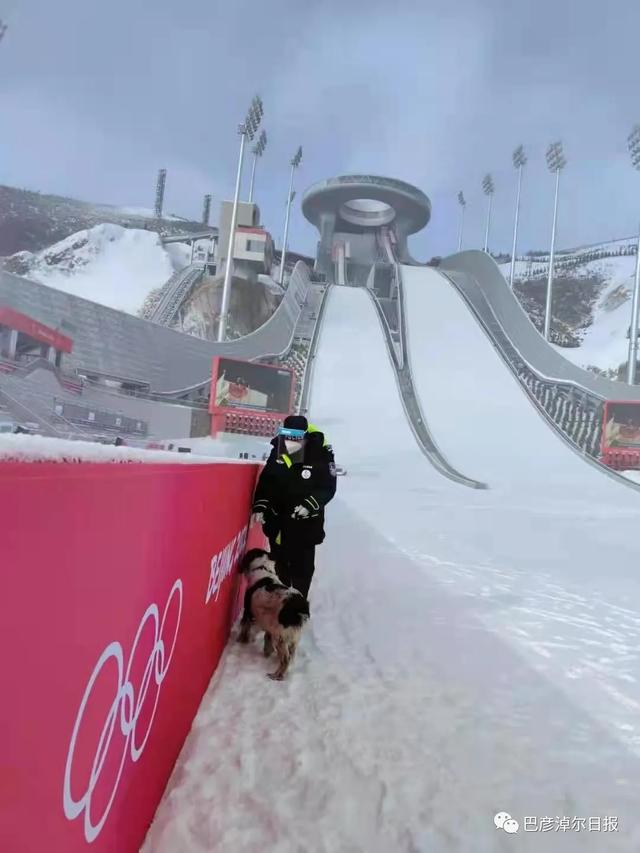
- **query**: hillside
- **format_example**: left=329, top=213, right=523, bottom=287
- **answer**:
left=0, top=184, right=208, bottom=256
left=4, top=223, right=282, bottom=340
left=4, top=224, right=188, bottom=315
left=499, top=238, right=638, bottom=377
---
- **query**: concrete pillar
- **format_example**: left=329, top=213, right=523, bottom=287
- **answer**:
left=8, top=329, right=18, bottom=359
left=47, top=346, right=56, bottom=364
left=317, top=213, right=336, bottom=278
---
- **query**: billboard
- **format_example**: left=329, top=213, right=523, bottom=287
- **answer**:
left=0, top=457, right=265, bottom=852
left=603, top=401, right=640, bottom=449
left=211, top=357, right=293, bottom=415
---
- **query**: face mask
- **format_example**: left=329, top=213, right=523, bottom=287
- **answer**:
left=284, top=440, right=303, bottom=455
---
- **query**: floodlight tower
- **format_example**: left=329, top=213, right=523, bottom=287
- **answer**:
left=278, top=146, right=303, bottom=286
left=155, top=169, right=167, bottom=221
left=626, top=125, right=640, bottom=383
left=543, top=141, right=567, bottom=341
left=509, top=145, right=527, bottom=289
left=248, top=130, right=267, bottom=204
left=217, top=95, right=264, bottom=342
left=482, top=173, right=495, bottom=253
left=202, top=194, right=212, bottom=226
left=457, top=191, right=466, bottom=252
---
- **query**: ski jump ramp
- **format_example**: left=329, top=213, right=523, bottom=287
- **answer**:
left=308, top=280, right=640, bottom=758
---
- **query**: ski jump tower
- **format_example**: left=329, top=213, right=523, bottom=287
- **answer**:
left=302, top=175, right=431, bottom=279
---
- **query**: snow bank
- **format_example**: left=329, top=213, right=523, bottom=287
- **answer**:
left=0, top=433, right=256, bottom=465
left=10, top=224, right=187, bottom=315
left=145, top=503, right=640, bottom=853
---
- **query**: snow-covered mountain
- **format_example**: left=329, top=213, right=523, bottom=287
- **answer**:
left=5, top=224, right=190, bottom=315
left=549, top=253, right=637, bottom=377
left=499, top=238, right=639, bottom=378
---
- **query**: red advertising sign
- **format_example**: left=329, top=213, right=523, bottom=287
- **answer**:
left=0, top=305, right=73, bottom=353
left=210, top=357, right=294, bottom=415
left=209, top=356, right=294, bottom=438
left=0, top=459, right=263, bottom=852
left=601, top=401, right=640, bottom=469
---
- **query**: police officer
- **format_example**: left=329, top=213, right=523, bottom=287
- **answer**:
left=251, top=414, right=336, bottom=598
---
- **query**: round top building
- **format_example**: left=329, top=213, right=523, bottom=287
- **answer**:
left=302, top=175, right=431, bottom=283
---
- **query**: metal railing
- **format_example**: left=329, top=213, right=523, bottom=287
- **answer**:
left=298, top=286, right=331, bottom=416
left=147, top=264, right=205, bottom=326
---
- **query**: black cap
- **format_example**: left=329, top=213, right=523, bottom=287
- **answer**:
left=283, top=414, right=308, bottom=432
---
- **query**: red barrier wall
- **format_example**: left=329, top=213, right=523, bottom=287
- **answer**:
left=0, top=459, right=262, bottom=852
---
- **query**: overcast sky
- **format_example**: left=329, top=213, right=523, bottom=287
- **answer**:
left=1, top=0, right=640, bottom=259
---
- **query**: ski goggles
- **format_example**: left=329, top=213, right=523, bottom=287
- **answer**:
left=278, top=427, right=306, bottom=440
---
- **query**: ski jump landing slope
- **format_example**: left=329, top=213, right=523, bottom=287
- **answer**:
left=145, top=286, right=640, bottom=853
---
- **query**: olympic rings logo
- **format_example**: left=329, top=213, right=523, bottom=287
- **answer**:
left=63, top=579, right=183, bottom=843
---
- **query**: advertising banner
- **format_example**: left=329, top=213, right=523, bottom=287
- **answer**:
left=603, top=401, right=640, bottom=449
left=0, top=459, right=262, bottom=852
left=211, top=357, right=293, bottom=416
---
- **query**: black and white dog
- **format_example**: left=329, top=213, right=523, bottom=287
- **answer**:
left=238, top=548, right=310, bottom=680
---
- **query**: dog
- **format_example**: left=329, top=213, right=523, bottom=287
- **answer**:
left=238, top=548, right=310, bottom=680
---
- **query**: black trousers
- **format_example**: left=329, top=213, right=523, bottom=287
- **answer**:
left=268, top=537, right=316, bottom=598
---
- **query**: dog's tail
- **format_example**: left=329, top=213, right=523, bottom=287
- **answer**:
left=278, top=592, right=310, bottom=628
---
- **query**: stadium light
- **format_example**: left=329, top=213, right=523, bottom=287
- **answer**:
left=279, top=146, right=303, bottom=286
left=0, top=21, right=7, bottom=43
left=509, top=145, right=527, bottom=289
left=626, top=125, right=640, bottom=383
left=248, top=130, right=267, bottom=204
left=457, top=191, right=466, bottom=252
left=543, top=141, right=567, bottom=341
left=217, top=95, right=264, bottom=342
left=482, top=174, right=495, bottom=253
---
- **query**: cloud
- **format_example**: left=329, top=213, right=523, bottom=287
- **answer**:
left=2, top=0, right=640, bottom=258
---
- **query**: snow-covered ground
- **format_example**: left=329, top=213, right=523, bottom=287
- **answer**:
left=8, top=224, right=190, bottom=315
left=0, top=433, right=256, bottom=465
left=144, top=280, right=640, bottom=852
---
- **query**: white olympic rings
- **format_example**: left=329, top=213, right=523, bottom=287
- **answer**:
left=62, top=579, right=183, bottom=843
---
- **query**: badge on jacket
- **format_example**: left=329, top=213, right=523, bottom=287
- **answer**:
left=301, top=469, right=311, bottom=479
left=329, top=463, right=336, bottom=477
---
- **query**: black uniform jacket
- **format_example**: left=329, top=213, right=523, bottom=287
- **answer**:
left=252, top=431, right=337, bottom=546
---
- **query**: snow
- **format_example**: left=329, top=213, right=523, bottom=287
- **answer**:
left=145, top=281, right=640, bottom=852
left=164, top=241, right=193, bottom=270
left=0, top=433, right=257, bottom=465
left=11, top=224, right=187, bottom=315
left=500, top=249, right=638, bottom=375
left=549, top=256, right=637, bottom=373
left=163, top=434, right=271, bottom=460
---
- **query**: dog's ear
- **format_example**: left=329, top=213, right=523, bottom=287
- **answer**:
left=239, top=548, right=271, bottom=573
